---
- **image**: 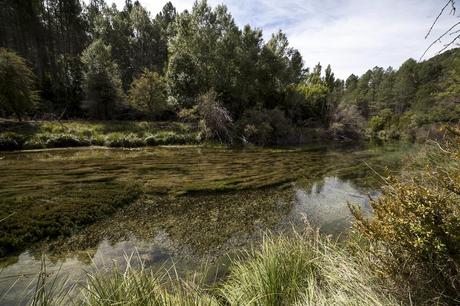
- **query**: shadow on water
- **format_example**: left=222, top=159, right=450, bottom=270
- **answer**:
left=0, top=143, right=417, bottom=304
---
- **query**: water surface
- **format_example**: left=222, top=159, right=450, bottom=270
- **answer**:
left=0, top=143, right=415, bottom=304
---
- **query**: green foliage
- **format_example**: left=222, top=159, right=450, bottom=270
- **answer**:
left=0, top=120, right=200, bottom=151
left=129, top=70, right=170, bottom=119
left=368, top=108, right=393, bottom=134
left=296, top=83, right=330, bottom=124
left=105, top=133, right=146, bottom=148
left=0, top=49, right=38, bottom=121
left=350, top=134, right=460, bottom=303
left=151, top=131, right=199, bottom=145
left=238, top=108, right=292, bottom=145
left=81, top=39, right=124, bottom=119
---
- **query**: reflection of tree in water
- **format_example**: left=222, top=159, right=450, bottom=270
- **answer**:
left=289, top=176, right=379, bottom=235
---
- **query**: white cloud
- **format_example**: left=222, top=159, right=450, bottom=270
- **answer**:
left=86, top=0, right=459, bottom=78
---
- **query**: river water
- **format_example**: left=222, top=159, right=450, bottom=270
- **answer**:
left=0, top=143, right=416, bottom=304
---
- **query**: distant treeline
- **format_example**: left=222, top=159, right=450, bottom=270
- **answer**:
left=0, top=0, right=459, bottom=144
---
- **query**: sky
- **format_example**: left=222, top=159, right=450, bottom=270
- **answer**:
left=93, top=0, right=459, bottom=79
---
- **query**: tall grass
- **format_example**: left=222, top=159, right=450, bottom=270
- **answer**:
left=220, top=229, right=400, bottom=306
left=80, top=254, right=219, bottom=306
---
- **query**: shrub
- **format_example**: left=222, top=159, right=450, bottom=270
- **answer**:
left=23, top=137, right=47, bottom=150
left=152, top=131, right=199, bottom=145
left=350, top=133, right=460, bottom=303
left=144, top=134, right=158, bottom=146
left=329, top=105, right=365, bottom=142
left=197, top=91, right=233, bottom=143
left=0, top=132, right=23, bottom=150
left=128, top=69, right=171, bottom=119
left=45, top=133, right=89, bottom=148
left=238, top=108, right=293, bottom=145
left=368, top=108, right=393, bottom=133
left=105, top=133, right=146, bottom=148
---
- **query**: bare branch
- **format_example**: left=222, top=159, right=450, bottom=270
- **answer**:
left=425, top=0, right=453, bottom=39
left=420, top=20, right=460, bottom=60
left=437, top=33, right=460, bottom=54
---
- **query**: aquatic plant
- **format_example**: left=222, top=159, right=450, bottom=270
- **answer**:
left=0, top=183, right=141, bottom=257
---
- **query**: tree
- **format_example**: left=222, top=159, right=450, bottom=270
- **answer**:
left=81, top=39, right=123, bottom=119
left=0, top=48, right=38, bottom=120
left=392, top=59, right=417, bottom=114
left=128, top=69, right=169, bottom=119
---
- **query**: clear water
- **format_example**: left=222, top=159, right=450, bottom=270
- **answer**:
left=0, top=143, right=416, bottom=304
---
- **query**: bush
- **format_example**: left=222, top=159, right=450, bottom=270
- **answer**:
left=152, top=131, right=199, bottom=145
left=128, top=69, right=171, bottom=119
left=238, top=108, right=292, bottom=145
left=368, top=108, right=393, bottom=133
left=144, top=134, right=158, bottom=146
left=0, top=132, right=23, bottom=150
left=105, top=133, right=146, bottom=148
left=197, top=91, right=233, bottom=143
left=23, top=137, right=47, bottom=150
left=45, top=133, right=89, bottom=148
left=329, top=105, right=365, bottom=142
left=350, top=133, right=460, bottom=303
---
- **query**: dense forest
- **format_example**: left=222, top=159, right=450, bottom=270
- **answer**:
left=1, top=0, right=459, bottom=145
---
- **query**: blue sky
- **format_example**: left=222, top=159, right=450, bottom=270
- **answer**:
left=99, top=0, right=458, bottom=78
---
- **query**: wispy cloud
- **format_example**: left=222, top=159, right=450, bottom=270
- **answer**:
left=98, top=0, right=459, bottom=78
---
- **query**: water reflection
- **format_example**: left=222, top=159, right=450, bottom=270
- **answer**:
left=290, top=177, right=378, bottom=234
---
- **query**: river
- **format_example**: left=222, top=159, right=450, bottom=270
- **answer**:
left=0, top=143, right=416, bottom=304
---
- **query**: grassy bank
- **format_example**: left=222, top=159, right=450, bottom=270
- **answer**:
left=0, top=120, right=202, bottom=151
left=3, top=230, right=400, bottom=306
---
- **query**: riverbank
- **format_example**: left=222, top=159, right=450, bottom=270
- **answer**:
left=0, top=120, right=202, bottom=151
left=1, top=119, right=449, bottom=152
